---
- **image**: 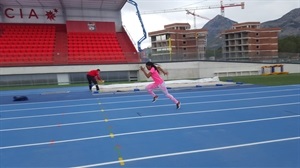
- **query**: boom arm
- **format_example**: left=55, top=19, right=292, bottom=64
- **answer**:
left=127, top=0, right=147, bottom=52
left=141, top=2, right=245, bottom=16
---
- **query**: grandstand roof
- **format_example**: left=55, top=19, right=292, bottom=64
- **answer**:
left=0, top=0, right=127, bottom=10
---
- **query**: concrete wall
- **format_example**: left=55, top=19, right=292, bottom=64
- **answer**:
left=0, top=64, right=138, bottom=75
left=0, top=6, right=123, bottom=31
left=1, top=61, right=299, bottom=84
left=1, top=7, right=65, bottom=23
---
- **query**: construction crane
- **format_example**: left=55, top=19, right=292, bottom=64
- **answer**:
left=220, top=0, right=245, bottom=16
left=141, top=0, right=245, bottom=17
left=186, top=10, right=210, bottom=29
left=127, top=0, right=147, bottom=52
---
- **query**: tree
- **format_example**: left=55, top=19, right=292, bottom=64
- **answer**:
left=279, top=36, right=300, bottom=53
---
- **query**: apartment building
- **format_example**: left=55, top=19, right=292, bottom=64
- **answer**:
left=222, top=22, right=281, bottom=61
left=148, top=23, right=208, bottom=61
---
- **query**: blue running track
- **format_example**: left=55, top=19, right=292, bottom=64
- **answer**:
left=0, top=84, right=299, bottom=167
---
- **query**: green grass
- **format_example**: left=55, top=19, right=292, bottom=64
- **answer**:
left=220, top=73, right=300, bottom=86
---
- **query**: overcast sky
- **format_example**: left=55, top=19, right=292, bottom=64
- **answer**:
left=121, top=0, right=300, bottom=49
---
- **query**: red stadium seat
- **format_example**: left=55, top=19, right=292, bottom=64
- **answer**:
left=67, top=32, right=126, bottom=63
left=0, top=24, right=55, bottom=65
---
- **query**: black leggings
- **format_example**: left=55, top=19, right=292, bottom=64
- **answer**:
left=87, top=75, right=99, bottom=91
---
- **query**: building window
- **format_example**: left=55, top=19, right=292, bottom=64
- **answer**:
left=183, top=35, right=186, bottom=38
left=256, top=39, right=259, bottom=43
left=256, top=46, right=259, bottom=49
left=184, top=48, right=186, bottom=50
left=256, top=52, right=259, bottom=55
left=183, top=41, right=186, bottom=44
left=155, top=35, right=167, bottom=42
left=256, top=33, right=259, bottom=36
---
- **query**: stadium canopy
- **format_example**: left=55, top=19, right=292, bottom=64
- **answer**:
left=0, top=0, right=127, bottom=10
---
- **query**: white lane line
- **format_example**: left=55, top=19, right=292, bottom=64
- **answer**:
left=0, top=91, right=299, bottom=113
left=6, top=84, right=300, bottom=108
left=103, top=94, right=300, bottom=112
left=0, top=110, right=98, bottom=121
left=99, top=88, right=300, bottom=105
left=72, top=136, right=300, bottom=168
left=1, top=102, right=299, bottom=131
left=0, top=103, right=96, bottom=113
left=1, top=114, right=299, bottom=150
left=1, top=94, right=299, bottom=121
left=0, top=119, right=103, bottom=131
left=0, top=134, right=110, bottom=150
left=5, top=93, right=298, bottom=119
left=1, top=87, right=299, bottom=110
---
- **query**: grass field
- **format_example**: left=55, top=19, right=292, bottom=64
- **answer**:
left=220, top=73, right=300, bottom=86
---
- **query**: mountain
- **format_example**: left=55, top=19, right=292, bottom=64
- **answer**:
left=202, top=15, right=237, bottom=49
left=261, top=8, right=300, bottom=37
left=203, top=8, right=300, bottom=49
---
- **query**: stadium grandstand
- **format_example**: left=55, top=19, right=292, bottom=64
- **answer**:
left=0, top=0, right=140, bottom=67
left=0, top=0, right=150, bottom=86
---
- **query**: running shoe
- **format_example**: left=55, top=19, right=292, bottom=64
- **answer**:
left=152, top=96, right=158, bottom=103
left=176, top=102, right=181, bottom=109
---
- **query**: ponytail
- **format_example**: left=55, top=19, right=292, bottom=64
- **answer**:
left=146, top=61, right=160, bottom=74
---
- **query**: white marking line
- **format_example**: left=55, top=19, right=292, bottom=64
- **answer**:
left=1, top=93, right=299, bottom=121
left=0, top=94, right=97, bottom=107
left=103, top=94, right=300, bottom=112
left=0, top=103, right=97, bottom=113
left=100, top=88, right=300, bottom=105
left=0, top=110, right=99, bottom=121
left=0, top=85, right=300, bottom=107
left=1, top=114, right=299, bottom=150
left=72, top=136, right=300, bottom=168
left=1, top=102, right=299, bottom=132
left=0, top=89, right=300, bottom=113
left=0, top=86, right=299, bottom=111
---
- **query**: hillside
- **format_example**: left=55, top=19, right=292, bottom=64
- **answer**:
left=261, top=8, right=300, bottom=37
left=202, top=15, right=237, bottom=49
left=203, top=8, right=300, bottom=49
